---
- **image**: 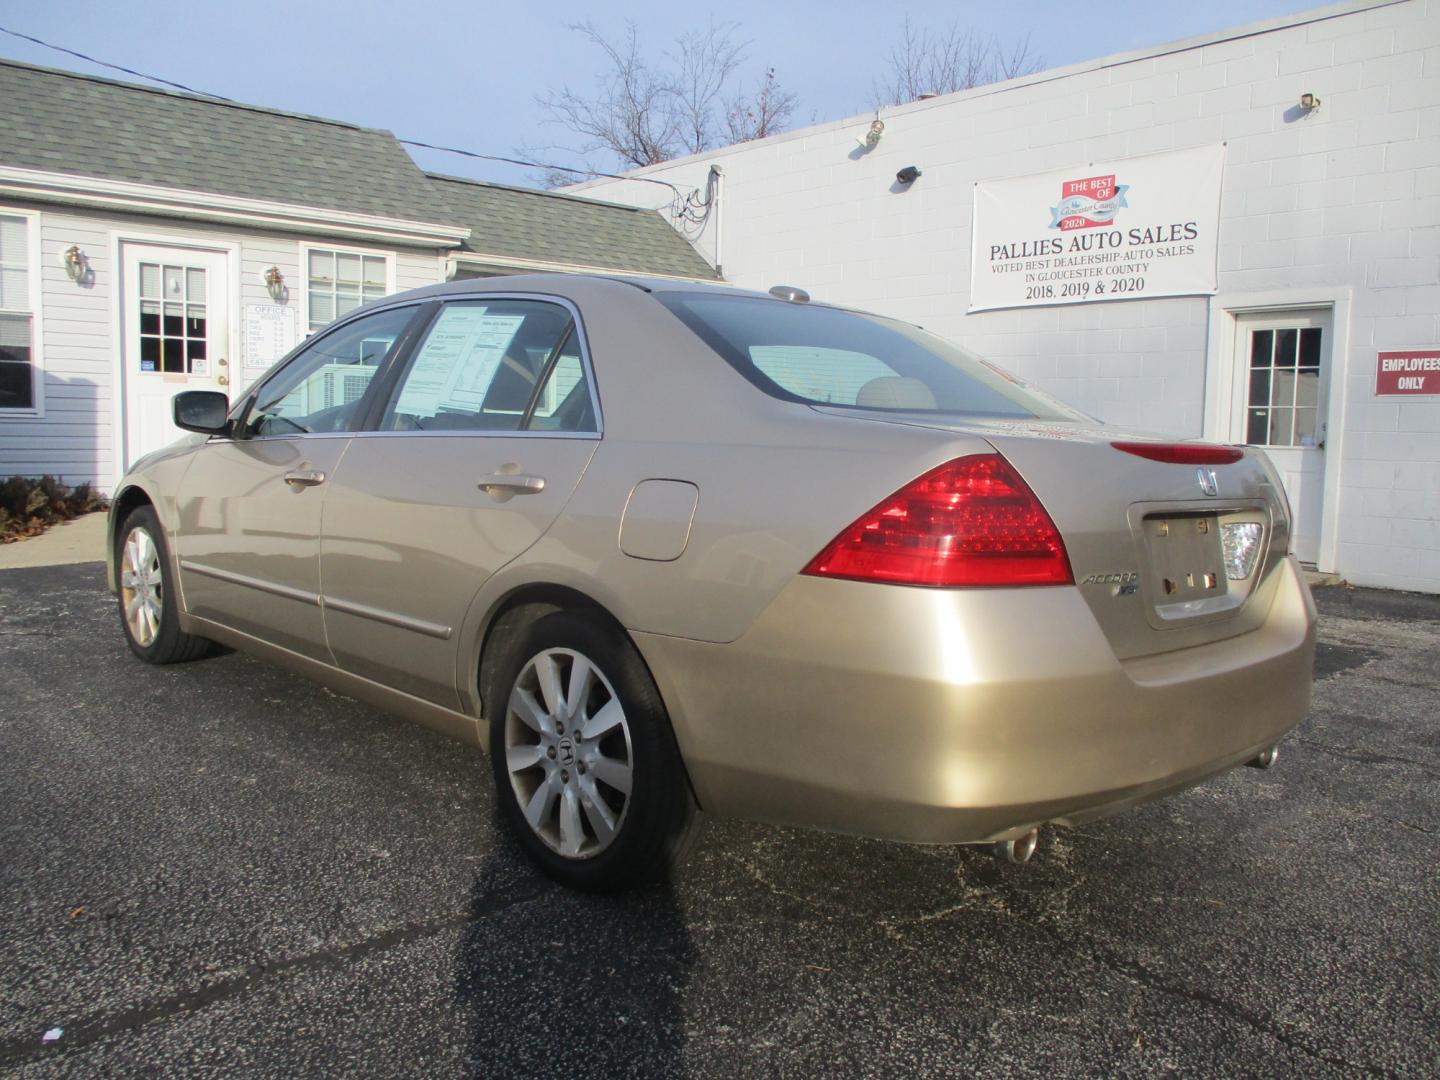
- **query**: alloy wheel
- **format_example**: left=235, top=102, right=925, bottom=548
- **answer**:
left=120, top=527, right=164, bottom=647
left=504, top=648, right=633, bottom=859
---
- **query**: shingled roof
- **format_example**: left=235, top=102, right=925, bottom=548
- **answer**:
left=0, top=58, right=457, bottom=225
left=428, top=173, right=719, bottom=280
left=0, top=57, right=717, bottom=279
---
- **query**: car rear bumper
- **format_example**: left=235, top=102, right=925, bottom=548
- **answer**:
left=632, top=556, right=1315, bottom=844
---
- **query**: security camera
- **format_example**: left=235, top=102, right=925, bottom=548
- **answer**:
left=895, top=165, right=921, bottom=184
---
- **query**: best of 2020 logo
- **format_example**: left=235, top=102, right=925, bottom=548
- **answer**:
left=1050, top=174, right=1131, bottom=231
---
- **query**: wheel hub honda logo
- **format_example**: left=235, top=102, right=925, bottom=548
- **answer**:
left=1197, top=467, right=1219, bottom=496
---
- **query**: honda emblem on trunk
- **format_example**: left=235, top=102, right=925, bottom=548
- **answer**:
left=1197, top=467, right=1219, bottom=496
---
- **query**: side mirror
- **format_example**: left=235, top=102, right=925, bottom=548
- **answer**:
left=173, top=390, right=231, bottom=436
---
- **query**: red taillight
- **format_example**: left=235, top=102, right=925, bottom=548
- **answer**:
left=802, top=454, right=1073, bottom=588
left=1110, top=440, right=1244, bottom=464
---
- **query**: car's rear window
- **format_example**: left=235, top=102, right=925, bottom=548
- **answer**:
left=657, top=292, right=1083, bottom=420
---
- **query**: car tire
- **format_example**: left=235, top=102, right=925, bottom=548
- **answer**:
left=115, top=506, right=213, bottom=664
left=489, top=610, right=703, bottom=891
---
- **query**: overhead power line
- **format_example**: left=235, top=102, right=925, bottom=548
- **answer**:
left=0, top=23, right=696, bottom=204
left=0, top=23, right=234, bottom=100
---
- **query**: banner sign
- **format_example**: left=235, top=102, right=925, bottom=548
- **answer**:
left=970, top=145, right=1225, bottom=312
left=1376, top=350, right=1440, bottom=396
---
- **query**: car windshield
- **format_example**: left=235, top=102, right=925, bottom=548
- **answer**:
left=657, top=292, right=1085, bottom=421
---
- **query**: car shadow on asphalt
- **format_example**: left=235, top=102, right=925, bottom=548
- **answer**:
left=454, top=833, right=694, bottom=1079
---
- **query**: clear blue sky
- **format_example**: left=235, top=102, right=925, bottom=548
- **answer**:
left=2, top=0, right=1320, bottom=188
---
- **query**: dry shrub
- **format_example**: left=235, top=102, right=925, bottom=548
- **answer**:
left=0, top=476, right=107, bottom=543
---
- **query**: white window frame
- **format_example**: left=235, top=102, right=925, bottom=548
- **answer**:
left=0, top=206, right=44, bottom=418
left=299, top=242, right=396, bottom=335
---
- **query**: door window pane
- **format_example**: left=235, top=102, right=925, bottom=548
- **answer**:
left=1243, top=325, right=1323, bottom=448
left=247, top=306, right=416, bottom=436
left=1274, top=329, right=1297, bottom=368
left=1269, top=407, right=1294, bottom=446
left=137, top=263, right=209, bottom=376
left=1248, top=368, right=1270, bottom=407
left=1249, top=329, right=1272, bottom=368
left=382, top=300, right=577, bottom=432
left=1294, top=408, right=1319, bottom=446
left=1296, top=365, right=1321, bottom=410
left=1245, top=408, right=1269, bottom=445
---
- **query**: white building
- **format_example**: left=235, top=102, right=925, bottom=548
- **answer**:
left=0, top=60, right=716, bottom=490
left=574, top=0, right=1440, bottom=594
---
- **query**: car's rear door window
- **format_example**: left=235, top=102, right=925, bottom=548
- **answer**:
left=379, top=299, right=596, bottom=433
left=527, top=335, right=597, bottom=433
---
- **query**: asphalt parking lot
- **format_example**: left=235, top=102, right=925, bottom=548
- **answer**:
left=2, top=562, right=1437, bottom=1078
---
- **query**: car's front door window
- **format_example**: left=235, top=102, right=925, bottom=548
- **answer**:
left=245, top=306, right=417, bottom=437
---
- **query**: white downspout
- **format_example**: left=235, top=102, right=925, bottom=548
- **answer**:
left=710, top=165, right=724, bottom=279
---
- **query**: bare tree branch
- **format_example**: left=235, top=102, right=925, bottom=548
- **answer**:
left=532, top=21, right=682, bottom=171
left=872, top=18, right=1043, bottom=107
left=725, top=67, right=798, bottom=144
left=670, top=21, right=747, bottom=155
left=527, top=19, right=797, bottom=186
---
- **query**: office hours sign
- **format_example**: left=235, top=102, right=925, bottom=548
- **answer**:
left=970, top=145, right=1224, bottom=312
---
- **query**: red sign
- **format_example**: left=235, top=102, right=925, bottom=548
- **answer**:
left=1376, top=350, right=1440, bottom=396
left=1055, top=174, right=1123, bottom=231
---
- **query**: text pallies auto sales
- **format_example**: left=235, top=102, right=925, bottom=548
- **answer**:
left=989, top=222, right=1200, bottom=264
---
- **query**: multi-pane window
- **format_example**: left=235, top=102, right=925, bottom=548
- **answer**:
left=306, top=249, right=388, bottom=331
left=138, top=262, right=209, bottom=376
left=0, top=214, right=34, bottom=410
left=1245, top=327, right=1323, bottom=448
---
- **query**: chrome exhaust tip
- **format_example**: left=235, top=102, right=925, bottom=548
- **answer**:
left=993, top=828, right=1039, bottom=864
left=1247, top=745, right=1280, bottom=770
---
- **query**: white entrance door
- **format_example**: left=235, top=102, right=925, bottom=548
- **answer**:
left=120, top=243, right=230, bottom=470
left=1230, top=309, right=1332, bottom=565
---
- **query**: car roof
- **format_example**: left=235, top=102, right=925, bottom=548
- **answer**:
left=387, top=272, right=809, bottom=306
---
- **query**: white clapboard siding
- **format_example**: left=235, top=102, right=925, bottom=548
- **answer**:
left=0, top=203, right=449, bottom=488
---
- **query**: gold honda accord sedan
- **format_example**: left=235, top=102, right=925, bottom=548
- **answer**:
left=108, top=274, right=1315, bottom=890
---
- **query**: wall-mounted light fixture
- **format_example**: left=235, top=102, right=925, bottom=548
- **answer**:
left=857, top=119, right=885, bottom=150
left=62, top=244, right=89, bottom=282
left=263, top=265, right=286, bottom=301
left=1299, top=92, right=1321, bottom=112
left=895, top=165, right=922, bottom=185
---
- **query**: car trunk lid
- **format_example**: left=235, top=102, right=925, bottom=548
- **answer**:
left=812, top=410, right=1291, bottom=660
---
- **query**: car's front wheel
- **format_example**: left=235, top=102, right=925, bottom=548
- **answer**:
left=115, top=506, right=212, bottom=664
left=489, top=610, right=702, bottom=891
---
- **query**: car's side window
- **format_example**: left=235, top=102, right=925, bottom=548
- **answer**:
left=244, top=306, right=416, bottom=437
left=380, top=299, right=592, bottom=433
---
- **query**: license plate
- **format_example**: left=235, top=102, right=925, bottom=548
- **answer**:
left=1145, top=515, right=1225, bottom=602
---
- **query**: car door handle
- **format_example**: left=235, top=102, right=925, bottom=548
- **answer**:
left=477, top=473, right=546, bottom=496
left=282, top=469, right=327, bottom=488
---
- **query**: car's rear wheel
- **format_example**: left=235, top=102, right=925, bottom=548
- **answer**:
left=489, top=610, right=701, bottom=891
left=115, top=506, right=212, bottom=664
